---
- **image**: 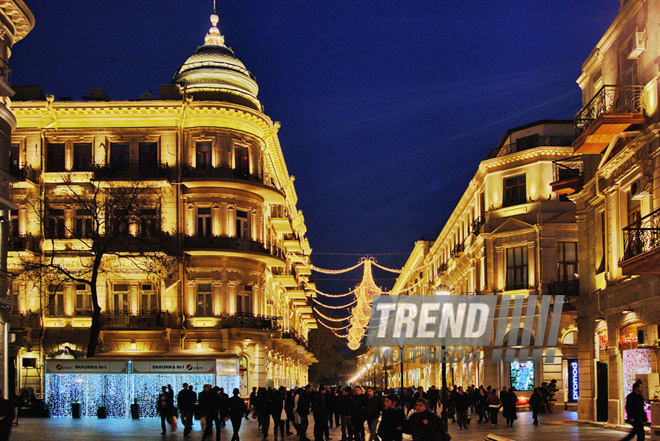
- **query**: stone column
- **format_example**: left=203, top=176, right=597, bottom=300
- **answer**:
left=577, top=315, right=596, bottom=422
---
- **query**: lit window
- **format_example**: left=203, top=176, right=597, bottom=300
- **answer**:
left=113, top=284, right=130, bottom=313
left=558, top=242, right=578, bottom=282
left=237, top=285, right=252, bottom=314
left=140, top=284, right=158, bottom=314
left=234, top=145, right=249, bottom=176
left=48, top=284, right=65, bottom=316
left=75, top=284, right=92, bottom=317
left=506, top=246, right=528, bottom=290
left=236, top=210, right=249, bottom=239
left=503, top=175, right=526, bottom=207
left=196, top=283, right=213, bottom=316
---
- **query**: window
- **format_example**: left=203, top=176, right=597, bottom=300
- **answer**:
left=196, top=207, right=212, bottom=237
left=75, top=284, right=92, bottom=317
left=237, top=285, right=252, bottom=314
left=236, top=210, right=249, bottom=239
left=45, top=209, right=66, bottom=239
left=74, top=209, right=93, bottom=239
left=139, top=142, right=158, bottom=170
left=515, top=134, right=539, bottom=152
left=110, top=142, right=130, bottom=171
left=9, top=210, right=18, bottom=238
left=506, top=246, right=528, bottom=290
left=196, top=141, right=212, bottom=170
left=113, top=284, right=130, bottom=313
left=108, top=209, right=129, bottom=236
left=73, top=143, right=92, bottom=171
left=140, top=284, right=158, bottom=314
left=627, top=193, right=641, bottom=227
left=46, top=143, right=65, bottom=172
left=234, top=145, right=249, bottom=176
left=196, top=283, right=213, bottom=316
left=619, top=37, right=639, bottom=85
left=596, top=211, right=605, bottom=274
left=503, top=175, right=526, bottom=207
left=10, top=144, right=19, bottom=176
left=48, top=284, right=65, bottom=316
left=139, top=208, right=160, bottom=237
left=558, top=242, right=578, bottom=282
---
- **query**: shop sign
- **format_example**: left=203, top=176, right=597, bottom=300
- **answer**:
left=132, top=359, right=215, bottom=374
left=568, top=359, right=578, bottom=402
left=45, top=359, right=128, bottom=374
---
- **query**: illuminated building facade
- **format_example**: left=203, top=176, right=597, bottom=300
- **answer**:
left=378, top=121, right=579, bottom=404
left=7, top=12, right=316, bottom=405
left=0, top=0, right=33, bottom=397
left=549, top=0, right=660, bottom=426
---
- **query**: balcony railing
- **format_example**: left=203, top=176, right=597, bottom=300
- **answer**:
left=575, top=85, right=645, bottom=135
left=281, top=327, right=308, bottom=348
left=450, top=241, right=465, bottom=259
left=8, top=235, right=40, bottom=253
left=472, top=216, right=485, bottom=235
left=183, top=235, right=285, bottom=259
left=547, top=280, right=579, bottom=297
left=623, top=207, right=660, bottom=261
left=9, top=312, right=40, bottom=328
left=486, top=135, right=576, bottom=159
left=93, top=163, right=174, bottom=181
left=551, top=156, right=584, bottom=195
left=102, top=312, right=165, bottom=329
left=9, top=166, right=38, bottom=183
left=181, top=165, right=280, bottom=190
left=218, top=312, right=281, bottom=330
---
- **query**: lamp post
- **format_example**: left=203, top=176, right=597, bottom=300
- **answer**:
left=383, top=347, right=389, bottom=390
left=436, top=289, right=451, bottom=424
left=400, top=346, right=404, bottom=392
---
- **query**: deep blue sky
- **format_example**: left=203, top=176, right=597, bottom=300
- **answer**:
left=11, top=1, right=619, bottom=295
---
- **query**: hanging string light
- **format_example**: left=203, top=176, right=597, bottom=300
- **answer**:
left=313, top=307, right=350, bottom=322
left=310, top=262, right=364, bottom=274
left=312, top=297, right=358, bottom=309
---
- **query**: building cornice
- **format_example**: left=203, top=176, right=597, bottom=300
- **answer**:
left=0, top=0, right=34, bottom=44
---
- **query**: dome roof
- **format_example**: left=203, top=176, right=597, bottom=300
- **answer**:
left=172, top=12, right=261, bottom=110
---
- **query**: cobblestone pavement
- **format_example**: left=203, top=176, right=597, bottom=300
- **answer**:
left=10, top=411, right=629, bottom=441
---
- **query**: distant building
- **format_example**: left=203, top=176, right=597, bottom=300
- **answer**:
left=0, top=0, right=34, bottom=397
left=7, top=11, right=316, bottom=415
left=550, top=0, right=660, bottom=426
left=382, top=120, right=579, bottom=404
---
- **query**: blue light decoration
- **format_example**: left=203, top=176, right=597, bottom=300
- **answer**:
left=568, top=359, right=579, bottom=402
left=130, top=373, right=215, bottom=418
left=46, top=374, right=129, bottom=418
left=510, top=361, right=535, bottom=391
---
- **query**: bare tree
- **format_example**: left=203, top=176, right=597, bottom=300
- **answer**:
left=14, top=176, right=178, bottom=357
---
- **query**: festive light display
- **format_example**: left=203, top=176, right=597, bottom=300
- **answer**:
left=312, top=297, right=357, bottom=309
left=47, top=374, right=129, bottom=418
left=130, top=374, right=216, bottom=418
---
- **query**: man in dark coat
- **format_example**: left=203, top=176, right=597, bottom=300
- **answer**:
left=312, top=387, right=329, bottom=441
left=297, top=385, right=313, bottom=441
left=228, top=388, right=247, bottom=441
left=202, top=386, right=225, bottom=441
left=340, top=387, right=356, bottom=441
left=352, top=386, right=366, bottom=441
left=365, top=387, right=383, bottom=441
left=454, top=386, right=469, bottom=430
left=378, top=394, right=405, bottom=441
left=404, top=398, right=451, bottom=441
left=178, top=383, right=198, bottom=436
left=622, top=381, right=647, bottom=441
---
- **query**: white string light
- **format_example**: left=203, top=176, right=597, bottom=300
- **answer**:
left=312, top=297, right=357, bottom=309
left=310, top=262, right=364, bottom=274
left=313, top=307, right=350, bottom=322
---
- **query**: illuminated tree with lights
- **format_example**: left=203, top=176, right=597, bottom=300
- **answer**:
left=15, top=177, right=179, bottom=357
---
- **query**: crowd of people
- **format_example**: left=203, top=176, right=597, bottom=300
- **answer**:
left=154, top=382, right=561, bottom=441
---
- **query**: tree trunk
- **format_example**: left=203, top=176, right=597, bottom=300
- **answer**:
left=86, top=256, right=103, bottom=358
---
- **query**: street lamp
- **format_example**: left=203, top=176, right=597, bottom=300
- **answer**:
left=383, top=347, right=389, bottom=390
left=436, top=290, right=450, bottom=424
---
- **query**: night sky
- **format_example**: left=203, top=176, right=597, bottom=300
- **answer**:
left=11, top=1, right=620, bottom=295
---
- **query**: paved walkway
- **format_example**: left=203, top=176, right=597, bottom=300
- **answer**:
left=10, top=411, right=629, bottom=441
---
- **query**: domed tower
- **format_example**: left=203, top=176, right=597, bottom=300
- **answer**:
left=173, top=11, right=262, bottom=110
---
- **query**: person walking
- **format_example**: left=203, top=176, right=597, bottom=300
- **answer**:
left=365, top=387, right=383, bottom=441
left=476, top=387, right=488, bottom=423
left=313, top=387, right=329, bottom=441
left=297, top=385, right=313, bottom=441
left=378, top=395, right=405, bottom=441
left=257, top=388, right=272, bottom=440
left=621, top=381, right=646, bottom=441
left=405, top=398, right=451, bottom=441
left=228, top=388, right=247, bottom=441
left=202, top=387, right=224, bottom=441
left=454, top=386, right=469, bottom=430
left=502, top=387, right=517, bottom=427
left=157, top=385, right=174, bottom=435
left=285, top=389, right=296, bottom=435
left=353, top=386, right=366, bottom=441
left=271, top=387, right=286, bottom=440
left=247, top=387, right=257, bottom=419
left=529, top=388, right=542, bottom=426
left=178, top=383, right=197, bottom=436
left=486, top=390, right=501, bottom=425
left=340, top=387, right=356, bottom=441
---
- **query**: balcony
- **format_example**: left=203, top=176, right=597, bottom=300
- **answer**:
left=93, top=163, right=174, bottom=181
left=0, top=58, right=12, bottom=97
left=486, top=135, right=575, bottom=159
left=183, top=235, right=285, bottom=267
left=450, top=241, right=464, bottom=259
left=551, top=156, right=584, bottom=196
left=10, top=166, right=38, bottom=187
left=573, top=85, right=646, bottom=154
left=9, top=312, right=40, bottom=328
left=102, top=312, right=166, bottom=329
left=621, top=208, right=660, bottom=275
left=9, top=235, right=40, bottom=253
left=281, top=327, right=308, bottom=349
left=472, top=216, right=485, bottom=236
left=547, top=280, right=580, bottom=305
left=181, top=166, right=285, bottom=204
left=218, top=312, right=281, bottom=331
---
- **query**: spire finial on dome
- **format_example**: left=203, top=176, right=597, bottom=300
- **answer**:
left=205, top=0, right=226, bottom=47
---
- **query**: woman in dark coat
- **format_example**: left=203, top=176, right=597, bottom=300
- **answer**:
left=528, top=388, right=543, bottom=426
left=502, top=387, right=518, bottom=427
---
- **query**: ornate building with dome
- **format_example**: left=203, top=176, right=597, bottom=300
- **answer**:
left=6, top=11, right=315, bottom=416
